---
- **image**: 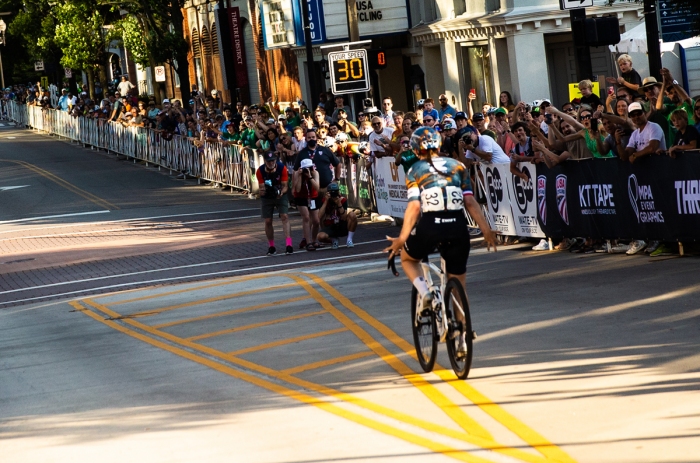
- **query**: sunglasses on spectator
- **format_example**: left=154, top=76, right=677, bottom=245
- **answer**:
left=643, top=87, right=655, bottom=93
left=564, top=107, right=575, bottom=112
left=580, top=114, right=592, bottom=120
left=695, top=106, right=700, bottom=111
left=401, top=141, right=410, bottom=146
left=358, top=113, right=366, bottom=117
left=372, top=122, right=382, bottom=126
left=629, top=110, right=644, bottom=117
left=423, top=118, right=434, bottom=122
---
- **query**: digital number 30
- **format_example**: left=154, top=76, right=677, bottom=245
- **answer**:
left=337, top=58, right=363, bottom=81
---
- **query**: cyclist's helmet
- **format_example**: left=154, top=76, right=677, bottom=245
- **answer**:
left=457, top=125, right=480, bottom=149
left=410, top=127, right=441, bottom=154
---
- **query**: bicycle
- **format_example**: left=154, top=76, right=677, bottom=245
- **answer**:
left=389, top=253, right=475, bottom=379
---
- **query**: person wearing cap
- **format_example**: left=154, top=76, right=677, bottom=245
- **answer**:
left=439, top=118, right=457, bottom=157
left=640, top=76, right=672, bottom=143
left=293, top=158, right=321, bottom=251
left=336, top=108, right=359, bottom=139
left=437, top=94, right=457, bottom=120
left=331, top=95, right=353, bottom=122
left=622, top=101, right=666, bottom=163
left=471, top=113, right=496, bottom=140
left=256, top=151, right=293, bottom=256
left=294, top=129, right=341, bottom=195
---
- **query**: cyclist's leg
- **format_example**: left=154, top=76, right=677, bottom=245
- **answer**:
left=403, top=229, right=434, bottom=297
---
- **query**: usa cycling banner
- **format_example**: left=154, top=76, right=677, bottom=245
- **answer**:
left=535, top=154, right=700, bottom=241
left=478, top=162, right=545, bottom=237
left=374, top=157, right=409, bottom=218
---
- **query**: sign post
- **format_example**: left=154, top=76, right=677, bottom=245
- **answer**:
left=328, top=49, right=370, bottom=95
left=561, top=0, right=593, bottom=81
left=659, top=0, right=700, bottom=42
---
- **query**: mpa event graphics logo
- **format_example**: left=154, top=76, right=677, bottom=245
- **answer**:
left=556, top=174, right=569, bottom=225
left=511, top=166, right=534, bottom=214
left=628, top=174, right=664, bottom=223
left=537, top=175, right=547, bottom=225
left=485, top=167, right=503, bottom=213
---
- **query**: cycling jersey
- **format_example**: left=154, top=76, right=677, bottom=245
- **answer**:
left=406, top=156, right=473, bottom=214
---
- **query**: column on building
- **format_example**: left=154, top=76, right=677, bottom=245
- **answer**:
left=506, top=25, right=550, bottom=104
left=439, top=38, right=463, bottom=110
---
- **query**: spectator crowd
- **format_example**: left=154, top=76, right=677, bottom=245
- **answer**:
left=2, top=54, right=699, bottom=257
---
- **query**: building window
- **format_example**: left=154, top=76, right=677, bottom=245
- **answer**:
left=191, top=28, right=201, bottom=58
left=211, top=22, right=219, bottom=55
left=201, top=25, right=212, bottom=56
left=462, top=45, right=495, bottom=110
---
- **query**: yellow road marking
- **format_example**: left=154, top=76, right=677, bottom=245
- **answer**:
left=281, top=351, right=374, bottom=375
left=75, top=300, right=539, bottom=463
left=108, top=274, right=276, bottom=305
left=0, top=159, right=118, bottom=210
left=153, top=295, right=312, bottom=329
left=304, top=272, right=576, bottom=463
left=288, top=275, right=494, bottom=442
left=186, top=310, right=327, bottom=341
left=228, top=328, right=348, bottom=356
left=130, top=283, right=299, bottom=317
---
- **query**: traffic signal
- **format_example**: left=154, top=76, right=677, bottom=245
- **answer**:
left=572, top=16, right=620, bottom=47
left=368, top=49, right=387, bottom=70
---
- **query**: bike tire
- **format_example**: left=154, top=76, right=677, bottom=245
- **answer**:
left=444, top=278, right=473, bottom=379
left=410, top=286, right=438, bottom=372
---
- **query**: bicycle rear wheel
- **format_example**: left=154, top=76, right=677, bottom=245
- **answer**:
left=444, top=278, right=473, bottom=379
left=410, top=286, right=437, bottom=372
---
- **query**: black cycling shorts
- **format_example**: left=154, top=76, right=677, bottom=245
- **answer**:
left=403, top=211, right=470, bottom=275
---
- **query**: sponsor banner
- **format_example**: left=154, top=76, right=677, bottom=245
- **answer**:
left=374, top=157, right=408, bottom=218
left=336, top=156, right=377, bottom=213
left=509, top=163, right=545, bottom=237
left=479, top=163, right=517, bottom=236
left=536, top=155, right=700, bottom=240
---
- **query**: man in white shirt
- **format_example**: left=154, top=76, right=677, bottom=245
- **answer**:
left=117, top=76, right=135, bottom=97
left=622, top=102, right=667, bottom=163
left=369, top=116, right=394, bottom=158
left=458, top=126, right=510, bottom=166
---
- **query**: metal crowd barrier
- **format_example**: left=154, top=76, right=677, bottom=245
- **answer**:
left=4, top=101, right=254, bottom=193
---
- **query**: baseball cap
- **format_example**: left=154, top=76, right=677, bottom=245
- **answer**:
left=300, top=158, right=314, bottom=169
left=442, top=118, right=456, bottom=129
left=628, top=102, right=644, bottom=113
left=325, top=136, right=336, bottom=146
left=494, top=107, right=507, bottom=116
left=454, top=111, right=467, bottom=120
left=472, top=113, right=485, bottom=122
left=162, top=98, right=170, bottom=104
left=263, top=151, right=277, bottom=162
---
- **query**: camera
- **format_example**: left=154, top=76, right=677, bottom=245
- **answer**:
left=545, top=113, right=553, bottom=124
left=302, top=167, right=310, bottom=175
left=362, top=98, right=373, bottom=108
left=358, top=141, right=369, bottom=154
left=330, top=190, right=340, bottom=198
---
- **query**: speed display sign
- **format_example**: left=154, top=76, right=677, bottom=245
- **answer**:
left=328, top=49, right=370, bottom=95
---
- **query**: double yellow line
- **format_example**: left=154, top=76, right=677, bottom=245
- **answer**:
left=74, top=273, right=576, bottom=463
left=0, top=159, right=118, bottom=210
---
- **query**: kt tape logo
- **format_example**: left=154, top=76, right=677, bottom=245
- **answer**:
left=512, top=166, right=534, bottom=214
left=485, top=167, right=503, bottom=213
left=556, top=174, right=569, bottom=225
left=537, top=175, right=547, bottom=225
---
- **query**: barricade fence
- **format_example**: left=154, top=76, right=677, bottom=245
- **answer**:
left=5, top=101, right=254, bottom=194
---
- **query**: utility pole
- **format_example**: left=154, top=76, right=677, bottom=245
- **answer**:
left=300, top=0, right=317, bottom=110
left=644, top=0, right=662, bottom=79
left=345, top=0, right=359, bottom=42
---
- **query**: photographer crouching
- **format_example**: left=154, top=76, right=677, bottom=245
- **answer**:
left=316, top=183, right=357, bottom=249
left=256, top=151, right=293, bottom=256
left=293, top=158, right=321, bottom=251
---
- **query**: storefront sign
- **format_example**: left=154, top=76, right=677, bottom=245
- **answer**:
left=291, top=0, right=326, bottom=45
left=322, top=0, right=408, bottom=40
left=228, top=7, right=248, bottom=87
left=261, top=0, right=296, bottom=48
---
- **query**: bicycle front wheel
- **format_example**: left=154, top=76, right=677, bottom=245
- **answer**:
left=410, top=286, right=437, bottom=372
left=444, top=278, right=473, bottom=379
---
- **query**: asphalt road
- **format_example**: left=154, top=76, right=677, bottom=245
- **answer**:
left=1, top=123, right=699, bottom=462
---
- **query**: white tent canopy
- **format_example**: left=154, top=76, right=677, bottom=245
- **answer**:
left=610, top=22, right=647, bottom=53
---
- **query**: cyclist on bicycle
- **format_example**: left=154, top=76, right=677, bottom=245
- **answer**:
left=385, top=127, right=498, bottom=353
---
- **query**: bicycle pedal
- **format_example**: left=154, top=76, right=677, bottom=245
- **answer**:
left=471, top=330, right=477, bottom=340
